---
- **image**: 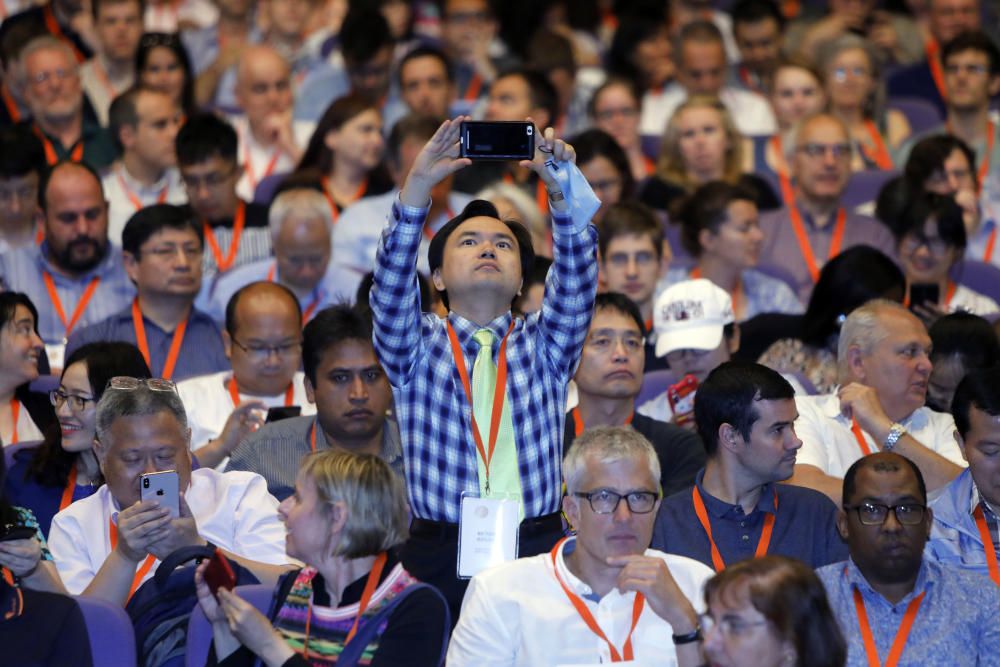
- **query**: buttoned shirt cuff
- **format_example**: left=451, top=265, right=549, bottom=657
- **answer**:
left=392, top=196, right=431, bottom=227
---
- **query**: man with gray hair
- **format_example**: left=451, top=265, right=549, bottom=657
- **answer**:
left=47, top=377, right=289, bottom=605
left=448, top=426, right=713, bottom=665
left=790, top=299, right=965, bottom=504
left=207, top=186, right=360, bottom=324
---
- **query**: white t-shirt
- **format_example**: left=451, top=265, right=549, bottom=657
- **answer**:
left=102, top=164, right=189, bottom=245
left=949, top=284, right=1000, bottom=316
left=230, top=116, right=315, bottom=202
left=639, top=83, right=777, bottom=138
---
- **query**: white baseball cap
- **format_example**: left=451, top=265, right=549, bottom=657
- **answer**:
left=653, top=279, right=735, bottom=358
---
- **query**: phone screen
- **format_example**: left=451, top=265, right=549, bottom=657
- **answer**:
left=460, top=121, right=534, bottom=160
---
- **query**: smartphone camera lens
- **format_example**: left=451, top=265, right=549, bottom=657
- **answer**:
left=143, top=478, right=149, bottom=488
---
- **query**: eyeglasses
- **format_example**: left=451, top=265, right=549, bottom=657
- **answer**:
left=230, top=338, right=302, bottom=361
left=832, top=65, right=871, bottom=81
left=594, top=107, right=638, bottom=122
left=843, top=501, right=927, bottom=526
left=944, top=63, right=990, bottom=76
left=797, top=142, right=852, bottom=159
left=900, top=233, right=951, bottom=255
left=573, top=489, right=659, bottom=514
left=107, top=376, right=177, bottom=394
left=50, top=389, right=96, bottom=412
left=700, top=613, right=769, bottom=638
left=29, top=68, right=77, bottom=87
left=180, top=167, right=236, bottom=190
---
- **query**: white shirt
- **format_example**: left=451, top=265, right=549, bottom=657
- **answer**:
left=101, top=164, right=189, bottom=245
left=79, top=56, right=133, bottom=127
left=949, top=284, right=1000, bottom=316
left=2, top=401, right=45, bottom=447
left=48, top=467, right=289, bottom=594
left=177, top=369, right=316, bottom=452
left=794, top=393, right=967, bottom=478
left=230, top=116, right=315, bottom=202
left=143, top=0, right=218, bottom=32
left=639, top=82, right=777, bottom=137
left=446, top=537, right=712, bottom=667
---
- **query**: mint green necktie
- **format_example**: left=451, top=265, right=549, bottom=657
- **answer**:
left=471, top=328, right=523, bottom=516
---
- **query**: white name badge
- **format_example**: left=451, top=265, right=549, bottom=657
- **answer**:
left=457, top=493, right=519, bottom=579
left=45, top=343, right=65, bottom=373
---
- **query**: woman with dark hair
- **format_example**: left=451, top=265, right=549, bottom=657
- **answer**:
left=927, top=312, right=1000, bottom=412
left=0, top=293, right=50, bottom=447
left=606, top=12, right=674, bottom=102
left=5, top=342, right=151, bottom=537
left=135, top=32, right=196, bottom=114
left=757, top=246, right=905, bottom=394
left=295, top=93, right=394, bottom=223
left=702, top=555, right=846, bottom=667
left=588, top=78, right=652, bottom=182
left=573, top=128, right=635, bottom=224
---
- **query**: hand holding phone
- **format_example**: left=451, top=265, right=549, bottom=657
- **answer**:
left=203, top=548, right=237, bottom=598
left=667, top=375, right=699, bottom=427
left=140, top=470, right=180, bottom=518
left=459, top=121, right=534, bottom=161
left=0, top=525, right=36, bottom=542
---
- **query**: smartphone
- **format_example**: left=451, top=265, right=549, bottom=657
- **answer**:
left=667, top=375, right=699, bottom=427
left=0, top=525, right=36, bottom=542
left=203, top=548, right=236, bottom=598
left=140, top=470, right=180, bottom=518
left=909, top=283, right=940, bottom=311
left=266, top=405, right=302, bottom=423
left=459, top=121, right=534, bottom=160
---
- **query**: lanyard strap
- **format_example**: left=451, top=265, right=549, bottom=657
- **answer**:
left=43, top=272, right=101, bottom=339
left=549, top=538, right=645, bottom=661
left=984, top=228, right=996, bottom=263
left=770, top=135, right=796, bottom=208
left=204, top=201, right=246, bottom=273
left=59, top=465, right=78, bottom=511
left=571, top=407, right=633, bottom=438
left=788, top=207, right=846, bottom=284
left=309, top=421, right=317, bottom=451
left=131, top=299, right=188, bottom=380
left=850, top=419, right=874, bottom=456
left=424, top=207, right=455, bottom=240
left=343, top=551, right=388, bottom=644
left=33, top=125, right=84, bottom=166
left=463, top=72, right=483, bottom=101
left=691, top=486, right=777, bottom=571
left=266, top=263, right=321, bottom=323
left=117, top=170, right=168, bottom=212
left=227, top=378, right=295, bottom=408
left=43, top=5, right=87, bottom=63
left=853, top=587, right=925, bottom=667
left=861, top=121, right=894, bottom=170
left=108, top=520, right=157, bottom=602
left=321, top=176, right=367, bottom=224
left=7, top=399, right=19, bottom=445
left=926, top=38, right=947, bottom=103
left=973, top=505, right=1000, bottom=587
left=242, top=140, right=282, bottom=193
left=446, top=320, right=515, bottom=490
left=503, top=174, right=549, bottom=216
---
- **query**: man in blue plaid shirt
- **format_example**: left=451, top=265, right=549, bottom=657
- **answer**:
left=370, top=117, right=600, bottom=616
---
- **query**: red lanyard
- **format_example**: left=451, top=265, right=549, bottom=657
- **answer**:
left=861, top=121, right=894, bottom=170
left=446, top=320, right=515, bottom=492
left=33, top=125, right=84, bottom=166
left=973, top=505, right=1000, bottom=587
left=242, top=135, right=282, bottom=194
left=117, top=170, right=168, bottom=212
left=43, top=5, right=86, bottom=63
left=549, top=538, right=645, bottom=662
left=1, top=86, right=20, bottom=123
left=770, top=135, right=795, bottom=207
left=738, top=66, right=762, bottom=93
left=853, top=586, right=925, bottom=667
left=204, top=201, right=246, bottom=273
left=108, top=520, right=157, bottom=602
left=321, top=177, right=367, bottom=224
left=266, top=263, right=321, bottom=323
left=59, top=465, right=78, bottom=511
left=984, top=228, right=996, bottom=263
left=309, top=421, right=317, bottom=451
left=7, top=399, right=19, bottom=445
left=131, top=299, right=188, bottom=380
left=691, top=486, right=777, bottom=571
left=463, top=72, right=483, bottom=101
left=789, top=207, right=846, bottom=284
left=850, top=419, right=874, bottom=456
left=43, top=272, right=100, bottom=339
left=642, top=156, right=655, bottom=177
left=926, top=38, right=947, bottom=103
left=689, top=267, right=744, bottom=313
left=902, top=282, right=956, bottom=308
left=571, top=407, right=633, bottom=438
left=227, top=378, right=294, bottom=409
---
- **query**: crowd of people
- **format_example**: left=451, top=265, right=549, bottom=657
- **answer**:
left=1, top=0, right=1000, bottom=665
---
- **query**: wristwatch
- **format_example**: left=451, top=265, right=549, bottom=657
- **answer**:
left=884, top=423, right=907, bottom=451
left=672, top=625, right=702, bottom=645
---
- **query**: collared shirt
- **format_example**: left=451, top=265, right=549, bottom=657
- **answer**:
left=0, top=241, right=135, bottom=348
left=176, top=369, right=316, bottom=452
left=652, top=469, right=848, bottom=569
left=660, top=266, right=804, bottom=321
left=204, top=258, right=361, bottom=325
left=78, top=56, right=133, bottom=127
left=65, top=303, right=228, bottom=381
left=966, top=217, right=1000, bottom=268
left=927, top=467, right=1000, bottom=573
left=639, top=82, right=776, bottom=138
left=817, top=558, right=1000, bottom=666
left=48, top=467, right=289, bottom=595
left=795, top=393, right=966, bottom=478
left=370, top=196, right=598, bottom=522
left=758, top=206, right=897, bottom=303
left=229, top=115, right=315, bottom=202
left=191, top=201, right=273, bottom=309
left=446, top=536, right=713, bottom=666
left=101, top=164, right=188, bottom=245
left=226, top=414, right=404, bottom=501
left=24, top=117, right=116, bottom=170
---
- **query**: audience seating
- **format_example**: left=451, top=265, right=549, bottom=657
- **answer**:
left=636, top=369, right=677, bottom=406
left=888, top=97, right=944, bottom=134
left=953, top=260, right=1000, bottom=304
left=76, top=595, right=137, bottom=667
left=186, top=584, right=274, bottom=667
left=842, top=169, right=900, bottom=210
left=253, top=172, right=290, bottom=205
left=640, top=134, right=661, bottom=162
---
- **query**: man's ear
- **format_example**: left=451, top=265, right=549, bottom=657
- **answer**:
left=836, top=508, right=849, bottom=540
left=304, top=374, right=316, bottom=405
left=847, top=345, right=866, bottom=382
left=123, top=251, right=140, bottom=282
left=954, top=429, right=969, bottom=463
left=222, top=330, right=233, bottom=361
left=718, top=423, right=743, bottom=453
left=431, top=267, right=445, bottom=292
left=563, top=493, right=581, bottom=531
left=119, top=124, right=137, bottom=152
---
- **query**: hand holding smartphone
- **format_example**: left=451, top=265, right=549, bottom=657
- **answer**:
left=140, top=470, right=180, bottom=518
left=667, top=375, right=699, bottom=427
left=203, top=548, right=237, bottom=598
left=459, top=121, right=535, bottom=161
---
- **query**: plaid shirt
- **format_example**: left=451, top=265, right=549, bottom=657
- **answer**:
left=372, top=197, right=598, bottom=522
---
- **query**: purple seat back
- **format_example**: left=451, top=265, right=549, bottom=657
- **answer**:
left=640, top=134, right=661, bottom=161
left=636, top=369, right=677, bottom=407
left=953, top=260, right=1000, bottom=304
left=253, top=172, right=291, bottom=206
left=842, top=169, right=899, bottom=209
left=888, top=97, right=944, bottom=135
left=75, top=595, right=137, bottom=667
left=186, top=584, right=273, bottom=667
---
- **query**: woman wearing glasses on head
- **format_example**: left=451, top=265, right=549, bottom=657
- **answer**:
left=4, top=342, right=150, bottom=538
left=136, top=32, right=196, bottom=115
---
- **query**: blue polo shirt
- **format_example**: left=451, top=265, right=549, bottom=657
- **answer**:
left=651, top=469, right=847, bottom=569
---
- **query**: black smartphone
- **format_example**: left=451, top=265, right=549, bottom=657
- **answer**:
left=459, top=121, right=534, bottom=160
left=909, top=283, right=940, bottom=310
left=266, top=406, right=302, bottom=423
left=0, top=525, right=35, bottom=542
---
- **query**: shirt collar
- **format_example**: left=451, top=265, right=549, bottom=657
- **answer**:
left=843, top=557, right=934, bottom=606
left=447, top=311, right=516, bottom=354
left=818, top=391, right=927, bottom=430
left=970, top=479, right=1000, bottom=519
left=694, top=468, right=777, bottom=519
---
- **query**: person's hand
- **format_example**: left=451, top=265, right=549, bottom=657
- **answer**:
left=217, top=400, right=267, bottom=456
left=607, top=554, right=698, bottom=632
left=217, top=588, right=294, bottom=665
left=867, top=11, right=900, bottom=57
left=147, top=493, right=206, bottom=561
left=115, top=500, right=173, bottom=563
left=0, top=537, right=42, bottom=578
left=838, top=382, right=893, bottom=438
left=264, top=111, right=300, bottom=158
left=194, top=559, right=226, bottom=624
left=518, top=121, right=576, bottom=206
left=912, top=300, right=947, bottom=330
left=399, top=117, right=472, bottom=208
left=954, top=187, right=980, bottom=235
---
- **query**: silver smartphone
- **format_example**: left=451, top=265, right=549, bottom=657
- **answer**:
left=140, top=470, right=180, bottom=518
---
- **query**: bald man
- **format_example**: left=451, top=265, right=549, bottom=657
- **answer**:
left=230, top=46, right=315, bottom=201
left=176, top=281, right=315, bottom=469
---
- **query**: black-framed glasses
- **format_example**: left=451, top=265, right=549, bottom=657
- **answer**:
left=700, top=613, right=769, bottom=638
left=230, top=338, right=302, bottom=361
left=574, top=489, right=658, bottom=514
left=49, top=389, right=96, bottom=412
left=843, top=501, right=927, bottom=526
left=107, top=376, right=177, bottom=394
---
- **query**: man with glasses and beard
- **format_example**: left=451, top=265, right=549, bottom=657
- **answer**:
left=0, top=160, right=134, bottom=370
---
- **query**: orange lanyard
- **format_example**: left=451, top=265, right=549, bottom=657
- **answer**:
left=320, top=177, right=367, bottom=224
left=571, top=407, right=633, bottom=438
left=1, top=86, right=20, bottom=123
left=926, top=39, right=947, bottom=103
left=549, top=537, right=645, bottom=662
left=203, top=201, right=246, bottom=273
left=43, top=272, right=100, bottom=339
left=973, top=505, right=1000, bottom=587
left=131, top=299, right=188, bottom=380
left=642, top=156, right=655, bottom=177
left=789, top=207, right=846, bottom=284
left=446, top=320, right=515, bottom=492
left=503, top=174, right=549, bottom=215
left=117, top=170, right=168, bottom=212
left=738, top=66, right=762, bottom=93
left=691, top=486, right=777, bottom=571
left=770, top=135, right=795, bottom=207
left=690, top=266, right=744, bottom=312
left=850, top=419, right=874, bottom=456
left=33, top=125, right=84, bottom=166
left=853, top=586, right=925, bottom=667
left=59, top=465, right=78, bottom=511
left=463, top=72, right=483, bottom=102
left=902, top=282, right=956, bottom=308
left=862, top=121, right=894, bottom=170
left=43, top=5, right=86, bottom=63
left=108, top=520, right=157, bottom=602
left=309, top=421, right=317, bottom=451
left=227, top=378, right=294, bottom=409
left=266, top=263, right=321, bottom=323
left=242, top=136, right=282, bottom=193
left=985, top=228, right=997, bottom=263
left=7, top=399, right=19, bottom=445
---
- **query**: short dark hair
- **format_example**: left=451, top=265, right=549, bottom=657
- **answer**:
left=91, top=0, right=143, bottom=21
left=731, top=0, right=785, bottom=31
left=953, top=367, right=1000, bottom=437
left=302, top=304, right=374, bottom=385
left=676, top=181, right=757, bottom=258
left=596, top=200, right=663, bottom=260
left=339, top=7, right=393, bottom=66
left=397, top=45, right=454, bottom=88
left=176, top=112, right=238, bottom=166
left=526, top=28, right=576, bottom=76
left=0, top=125, right=45, bottom=181
left=495, top=67, right=559, bottom=128
left=842, top=453, right=927, bottom=506
left=121, top=203, right=203, bottom=257
left=593, top=292, right=645, bottom=337
left=38, top=160, right=104, bottom=212
left=109, top=86, right=158, bottom=155
left=512, top=255, right=552, bottom=316
left=225, top=282, right=302, bottom=338
left=930, top=312, right=1000, bottom=380
left=574, top=128, right=636, bottom=202
left=887, top=192, right=967, bottom=251
left=903, top=134, right=978, bottom=191
left=427, top=199, right=535, bottom=310
left=387, top=114, right=443, bottom=167
left=694, top=361, right=795, bottom=457
left=942, top=30, right=1000, bottom=76
left=678, top=19, right=725, bottom=55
